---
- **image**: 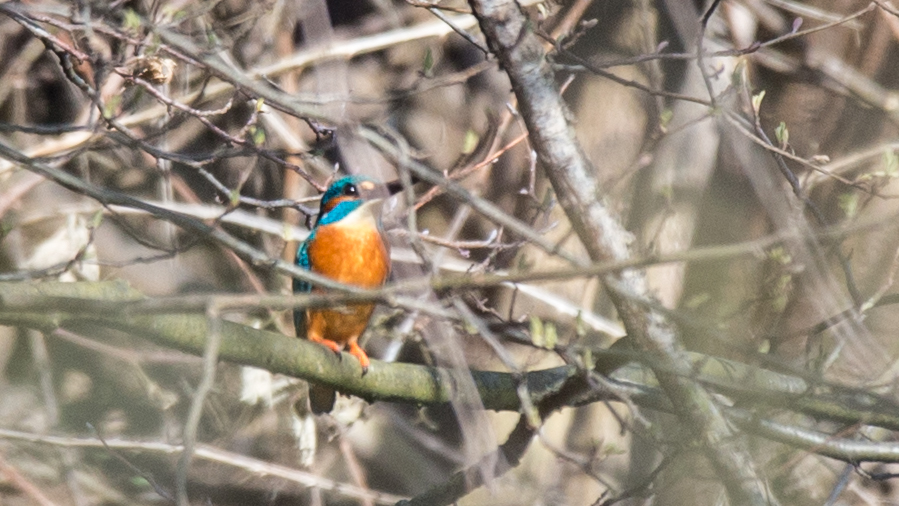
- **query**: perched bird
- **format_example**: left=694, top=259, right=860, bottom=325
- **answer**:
left=294, top=175, right=391, bottom=413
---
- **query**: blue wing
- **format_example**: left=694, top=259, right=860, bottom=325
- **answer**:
left=293, top=233, right=313, bottom=336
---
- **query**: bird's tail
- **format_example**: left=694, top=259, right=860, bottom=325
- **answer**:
left=309, top=384, right=336, bottom=414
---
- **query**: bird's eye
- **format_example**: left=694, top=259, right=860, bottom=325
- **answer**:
left=343, top=184, right=358, bottom=196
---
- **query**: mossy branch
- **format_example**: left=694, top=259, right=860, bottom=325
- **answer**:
left=3, top=281, right=899, bottom=440
left=0, top=280, right=581, bottom=410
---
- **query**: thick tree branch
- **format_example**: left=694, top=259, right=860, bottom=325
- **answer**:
left=4, top=279, right=899, bottom=491
left=0, top=281, right=581, bottom=410
left=467, top=1, right=775, bottom=504
left=3, top=281, right=899, bottom=452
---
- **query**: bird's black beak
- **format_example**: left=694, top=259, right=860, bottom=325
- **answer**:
left=385, top=179, right=406, bottom=196
left=385, top=172, right=425, bottom=195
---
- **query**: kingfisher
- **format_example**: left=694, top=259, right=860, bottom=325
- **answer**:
left=294, top=175, right=391, bottom=413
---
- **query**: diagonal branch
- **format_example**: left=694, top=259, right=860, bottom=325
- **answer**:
left=0, top=138, right=360, bottom=294
left=467, top=1, right=776, bottom=504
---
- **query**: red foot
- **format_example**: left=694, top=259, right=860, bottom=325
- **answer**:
left=309, top=335, right=342, bottom=356
left=347, top=341, right=370, bottom=375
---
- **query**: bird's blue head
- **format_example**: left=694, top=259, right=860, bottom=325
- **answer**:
left=315, top=175, right=383, bottom=227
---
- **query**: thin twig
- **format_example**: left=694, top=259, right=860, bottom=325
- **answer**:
left=0, top=427, right=405, bottom=504
left=428, top=7, right=489, bottom=55
left=176, top=305, right=223, bottom=506
left=0, top=451, right=59, bottom=506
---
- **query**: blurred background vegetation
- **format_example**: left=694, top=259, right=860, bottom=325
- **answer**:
left=2, top=0, right=899, bottom=504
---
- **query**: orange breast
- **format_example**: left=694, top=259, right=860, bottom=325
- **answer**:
left=307, top=222, right=389, bottom=288
left=305, top=222, right=389, bottom=345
